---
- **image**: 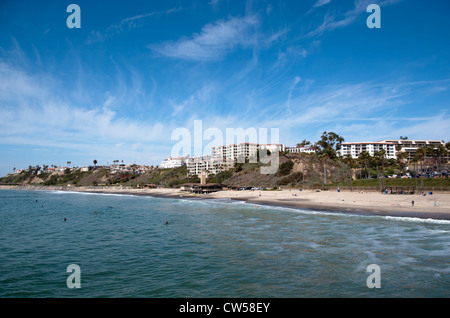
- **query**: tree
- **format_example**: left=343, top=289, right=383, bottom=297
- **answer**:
left=296, top=139, right=311, bottom=148
left=373, top=151, right=384, bottom=191
left=437, top=145, right=448, bottom=174
left=93, top=160, right=98, bottom=168
left=415, top=147, right=427, bottom=172
left=314, top=131, right=344, bottom=159
left=344, top=154, right=357, bottom=169
left=415, top=147, right=427, bottom=190
left=396, top=151, right=408, bottom=172
left=358, top=151, right=371, bottom=179
left=400, top=136, right=408, bottom=140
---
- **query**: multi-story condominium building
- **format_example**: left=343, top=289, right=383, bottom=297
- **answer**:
left=186, top=143, right=284, bottom=176
left=212, top=143, right=285, bottom=161
left=187, top=156, right=234, bottom=176
left=286, top=146, right=316, bottom=154
left=378, top=139, right=445, bottom=160
left=338, top=142, right=397, bottom=159
left=159, top=156, right=190, bottom=169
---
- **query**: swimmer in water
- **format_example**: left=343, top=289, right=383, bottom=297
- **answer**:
left=64, top=218, right=66, bottom=221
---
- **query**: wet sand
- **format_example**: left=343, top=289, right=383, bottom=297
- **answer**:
left=2, top=185, right=449, bottom=220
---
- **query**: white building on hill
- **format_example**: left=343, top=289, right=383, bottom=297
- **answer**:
left=378, top=139, right=445, bottom=161
left=159, top=156, right=190, bottom=169
left=338, top=142, right=397, bottom=159
left=286, top=146, right=316, bottom=154
left=212, top=143, right=285, bottom=161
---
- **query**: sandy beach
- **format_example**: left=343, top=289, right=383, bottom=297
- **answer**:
left=2, top=185, right=450, bottom=220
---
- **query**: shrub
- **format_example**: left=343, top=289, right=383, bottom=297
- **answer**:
left=278, top=160, right=294, bottom=176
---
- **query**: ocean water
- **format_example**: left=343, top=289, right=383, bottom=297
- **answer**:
left=0, top=189, right=448, bottom=298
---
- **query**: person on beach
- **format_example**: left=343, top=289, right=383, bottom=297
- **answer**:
left=412, top=200, right=414, bottom=207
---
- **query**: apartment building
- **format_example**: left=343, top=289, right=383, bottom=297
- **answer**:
left=186, top=143, right=284, bottom=176
left=159, top=156, right=190, bottom=169
left=338, top=142, right=397, bottom=159
left=187, top=156, right=234, bottom=176
left=378, top=139, right=445, bottom=160
left=212, top=143, right=285, bottom=161
left=286, top=146, right=316, bottom=154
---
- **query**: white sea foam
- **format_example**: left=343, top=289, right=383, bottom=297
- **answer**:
left=383, top=216, right=450, bottom=225
left=47, top=190, right=136, bottom=198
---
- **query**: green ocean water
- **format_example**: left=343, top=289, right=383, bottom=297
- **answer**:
left=0, top=189, right=448, bottom=297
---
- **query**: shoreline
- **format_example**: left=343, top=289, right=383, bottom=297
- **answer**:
left=1, top=185, right=450, bottom=221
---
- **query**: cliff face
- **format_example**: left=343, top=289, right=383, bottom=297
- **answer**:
left=215, top=153, right=351, bottom=188
left=0, top=153, right=352, bottom=188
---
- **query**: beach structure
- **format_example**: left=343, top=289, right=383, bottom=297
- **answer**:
left=384, top=186, right=416, bottom=195
left=179, top=182, right=227, bottom=194
left=338, top=142, right=397, bottom=159
left=142, top=183, right=157, bottom=189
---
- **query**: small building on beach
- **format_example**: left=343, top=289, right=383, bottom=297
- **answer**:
left=142, top=183, right=157, bottom=189
left=384, top=186, right=416, bottom=195
left=179, top=183, right=227, bottom=194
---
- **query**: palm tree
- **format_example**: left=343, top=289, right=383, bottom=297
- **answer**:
left=415, top=147, right=427, bottom=190
left=373, top=149, right=386, bottom=190
left=344, top=154, right=357, bottom=168
left=440, top=145, right=448, bottom=170
left=415, top=147, right=427, bottom=172
left=374, top=151, right=382, bottom=190
left=93, top=160, right=97, bottom=168
left=358, top=151, right=371, bottom=179
left=396, top=151, right=408, bottom=172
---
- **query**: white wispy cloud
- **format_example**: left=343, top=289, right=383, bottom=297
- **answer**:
left=205, top=78, right=450, bottom=146
left=149, top=15, right=259, bottom=61
left=285, top=76, right=301, bottom=116
left=0, top=60, right=169, bottom=161
left=87, top=6, right=183, bottom=44
left=314, top=0, right=332, bottom=8
left=306, top=0, right=332, bottom=15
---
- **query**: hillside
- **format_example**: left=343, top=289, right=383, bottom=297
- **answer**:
left=0, top=153, right=352, bottom=189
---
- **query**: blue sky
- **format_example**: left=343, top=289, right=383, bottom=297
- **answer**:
left=0, top=0, right=449, bottom=176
